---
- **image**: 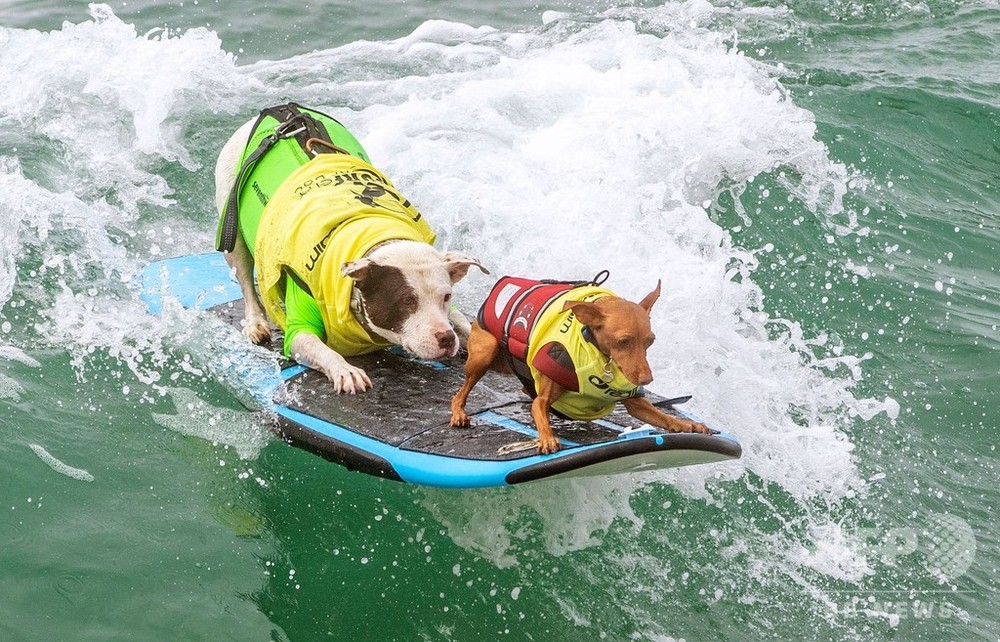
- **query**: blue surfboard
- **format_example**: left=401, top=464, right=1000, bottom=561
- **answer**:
left=138, top=253, right=741, bottom=488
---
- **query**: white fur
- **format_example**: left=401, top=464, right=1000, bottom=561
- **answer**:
left=362, top=242, right=461, bottom=359
left=216, top=119, right=271, bottom=343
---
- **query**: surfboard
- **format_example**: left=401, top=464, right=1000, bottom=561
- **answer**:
left=138, top=253, right=741, bottom=487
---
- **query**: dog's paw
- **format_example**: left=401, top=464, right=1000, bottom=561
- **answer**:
left=242, top=317, right=272, bottom=345
left=679, top=419, right=712, bottom=434
left=328, top=364, right=373, bottom=394
left=449, top=410, right=471, bottom=428
left=692, top=421, right=712, bottom=434
left=537, top=435, right=561, bottom=454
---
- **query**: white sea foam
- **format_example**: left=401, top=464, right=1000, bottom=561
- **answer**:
left=29, top=443, right=95, bottom=482
left=0, top=345, right=41, bottom=368
left=152, top=387, right=271, bottom=460
left=0, top=371, right=25, bottom=402
left=0, top=344, right=39, bottom=401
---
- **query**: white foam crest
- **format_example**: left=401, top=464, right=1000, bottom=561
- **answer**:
left=0, top=5, right=253, bottom=322
left=788, top=520, right=876, bottom=583
left=0, top=4, right=246, bottom=217
left=0, top=372, right=25, bottom=402
left=39, top=284, right=174, bottom=386
left=0, top=344, right=39, bottom=402
left=0, top=345, right=41, bottom=368
left=37, top=282, right=282, bottom=402
left=36, top=286, right=278, bottom=458
left=421, top=476, right=644, bottom=568
left=267, top=10, right=860, bottom=236
left=0, top=156, right=127, bottom=310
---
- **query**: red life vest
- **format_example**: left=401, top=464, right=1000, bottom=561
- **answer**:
left=478, top=276, right=598, bottom=396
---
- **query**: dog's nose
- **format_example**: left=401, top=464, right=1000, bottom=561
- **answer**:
left=436, top=330, right=456, bottom=351
left=634, top=369, right=654, bottom=386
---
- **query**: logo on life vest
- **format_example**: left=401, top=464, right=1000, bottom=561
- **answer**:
left=305, top=226, right=338, bottom=272
left=512, top=302, right=536, bottom=331
left=587, top=374, right=638, bottom=398
left=251, top=181, right=269, bottom=206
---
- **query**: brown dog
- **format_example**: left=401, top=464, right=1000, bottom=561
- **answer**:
left=450, top=275, right=710, bottom=454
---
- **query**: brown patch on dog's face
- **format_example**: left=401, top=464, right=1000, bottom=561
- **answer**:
left=352, top=263, right=419, bottom=333
left=341, top=242, right=471, bottom=359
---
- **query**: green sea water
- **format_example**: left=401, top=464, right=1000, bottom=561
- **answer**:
left=1, top=1, right=997, bottom=640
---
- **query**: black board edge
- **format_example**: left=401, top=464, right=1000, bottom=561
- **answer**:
left=505, top=434, right=742, bottom=485
left=272, top=415, right=404, bottom=483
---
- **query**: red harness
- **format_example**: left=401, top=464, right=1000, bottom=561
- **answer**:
left=478, top=273, right=608, bottom=395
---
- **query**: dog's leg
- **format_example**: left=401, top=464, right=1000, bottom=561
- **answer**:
left=290, top=332, right=373, bottom=394
left=448, top=307, right=472, bottom=341
left=531, top=375, right=566, bottom=454
left=622, top=397, right=711, bottom=434
left=224, top=234, right=271, bottom=344
left=215, top=118, right=271, bottom=344
left=450, top=322, right=500, bottom=427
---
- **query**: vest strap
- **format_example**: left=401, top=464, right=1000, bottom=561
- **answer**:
left=216, top=103, right=338, bottom=253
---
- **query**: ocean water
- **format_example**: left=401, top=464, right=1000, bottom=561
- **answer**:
left=1, top=0, right=996, bottom=640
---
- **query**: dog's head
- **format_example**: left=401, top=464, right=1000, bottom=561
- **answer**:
left=342, top=242, right=488, bottom=360
left=562, top=281, right=662, bottom=386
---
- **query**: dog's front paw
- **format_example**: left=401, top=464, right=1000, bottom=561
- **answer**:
left=677, top=419, right=711, bottom=434
left=692, top=421, right=712, bottom=434
left=242, top=317, right=272, bottom=345
left=327, top=363, right=373, bottom=394
left=449, top=409, right=471, bottom=428
left=537, top=435, right=561, bottom=454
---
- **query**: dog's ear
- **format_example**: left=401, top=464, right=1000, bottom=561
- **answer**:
left=563, top=300, right=604, bottom=328
left=341, top=258, right=373, bottom=281
left=638, top=280, right=661, bottom=313
left=442, top=251, right=490, bottom=284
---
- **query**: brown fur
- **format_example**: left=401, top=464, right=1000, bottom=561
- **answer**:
left=450, top=280, right=710, bottom=454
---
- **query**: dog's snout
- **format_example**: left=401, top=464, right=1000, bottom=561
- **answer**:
left=626, top=363, right=654, bottom=387
left=436, top=329, right=457, bottom=350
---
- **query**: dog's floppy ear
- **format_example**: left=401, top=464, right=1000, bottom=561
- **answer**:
left=442, top=251, right=490, bottom=284
left=563, top=300, right=604, bottom=328
left=341, top=258, right=374, bottom=281
left=638, top=280, right=661, bottom=313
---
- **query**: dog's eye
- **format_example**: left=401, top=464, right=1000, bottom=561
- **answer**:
left=443, top=292, right=452, bottom=305
left=400, top=294, right=418, bottom=308
left=617, top=337, right=632, bottom=348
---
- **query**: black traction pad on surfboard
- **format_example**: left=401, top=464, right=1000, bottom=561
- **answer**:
left=209, top=299, right=711, bottom=462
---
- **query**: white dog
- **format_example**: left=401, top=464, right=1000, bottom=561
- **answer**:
left=214, top=104, right=486, bottom=393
